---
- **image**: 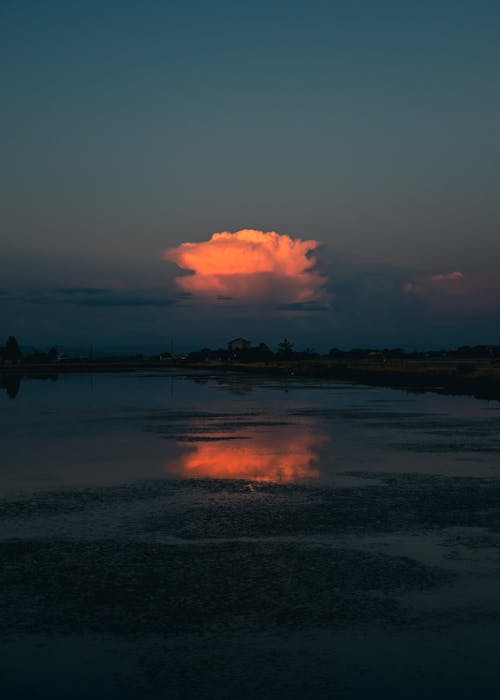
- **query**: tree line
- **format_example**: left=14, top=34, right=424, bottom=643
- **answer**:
left=0, top=336, right=58, bottom=365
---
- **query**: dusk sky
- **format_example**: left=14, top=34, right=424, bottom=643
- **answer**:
left=2, top=0, right=500, bottom=352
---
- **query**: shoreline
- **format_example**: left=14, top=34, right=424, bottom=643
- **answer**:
left=3, top=357, right=500, bottom=402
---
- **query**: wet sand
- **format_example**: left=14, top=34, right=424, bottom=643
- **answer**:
left=2, top=474, right=500, bottom=698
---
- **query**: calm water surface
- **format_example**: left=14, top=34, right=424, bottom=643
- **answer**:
left=2, top=370, right=499, bottom=495
left=3, top=370, right=500, bottom=700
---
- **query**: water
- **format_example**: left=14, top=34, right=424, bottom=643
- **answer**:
left=2, top=371, right=500, bottom=698
left=1, top=370, right=500, bottom=495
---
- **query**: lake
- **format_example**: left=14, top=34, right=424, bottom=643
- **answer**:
left=2, top=371, right=500, bottom=698
left=2, top=370, right=500, bottom=494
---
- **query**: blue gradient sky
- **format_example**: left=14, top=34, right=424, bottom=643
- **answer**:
left=2, top=0, right=500, bottom=352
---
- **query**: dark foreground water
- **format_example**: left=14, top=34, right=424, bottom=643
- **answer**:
left=1, top=371, right=500, bottom=698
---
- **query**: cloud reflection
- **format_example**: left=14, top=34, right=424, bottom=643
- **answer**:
left=167, top=426, right=328, bottom=482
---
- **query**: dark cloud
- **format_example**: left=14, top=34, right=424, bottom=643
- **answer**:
left=64, top=296, right=174, bottom=308
left=53, top=287, right=108, bottom=295
left=12, top=289, right=175, bottom=308
left=276, top=301, right=331, bottom=312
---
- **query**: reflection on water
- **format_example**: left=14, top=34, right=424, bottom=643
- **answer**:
left=1, top=374, right=21, bottom=399
left=1, top=373, right=60, bottom=400
left=2, top=370, right=500, bottom=496
left=167, top=425, right=328, bottom=482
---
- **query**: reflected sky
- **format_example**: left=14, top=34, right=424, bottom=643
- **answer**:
left=1, top=371, right=500, bottom=496
left=167, top=425, right=328, bottom=482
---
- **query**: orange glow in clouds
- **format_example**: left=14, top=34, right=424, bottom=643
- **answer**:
left=167, top=428, right=327, bottom=482
left=429, top=271, right=464, bottom=281
left=163, top=229, right=326, bottom=303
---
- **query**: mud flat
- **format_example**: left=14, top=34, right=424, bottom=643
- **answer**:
left=2, top=474, right=500, bottom=698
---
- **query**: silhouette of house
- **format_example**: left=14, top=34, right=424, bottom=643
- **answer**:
left=228, top=337, right=251, bottom=352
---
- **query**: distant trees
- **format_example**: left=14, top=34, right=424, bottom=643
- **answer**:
left=187, top=338, right=320, bottom=363
left=1, top=338, right=63, bottom=365
left=238, top=342, right=274, bottom=362
left=300, top=347, right=318, bottom=359
left=254, top=342, right=273, bottom=361
left=188, top=342, right=275, bottom=363
left=277, top=338, right=294, bottom=359
left=4, top=336, right=21, bottom=364
left=187, top=347, right=231, bottom=362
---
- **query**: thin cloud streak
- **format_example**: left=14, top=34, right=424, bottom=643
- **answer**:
left=429, top=271, right=465, bottom=281
left=7, top=289, right=175, bottom=308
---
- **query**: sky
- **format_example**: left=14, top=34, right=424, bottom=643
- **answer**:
left=1, top=0, right=500, bottom=353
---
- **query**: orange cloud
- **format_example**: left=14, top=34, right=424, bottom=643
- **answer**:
left=167, top=427, right=327, bottom=482
left=163, top=229, right=327, bottom=303
left=429, top=271, right=464, bottom=281
left=403, top=281, right=429, bottom=298
left=404, top=270, right=465, bottom=298
left=400, top=269, right=500, bottom=314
